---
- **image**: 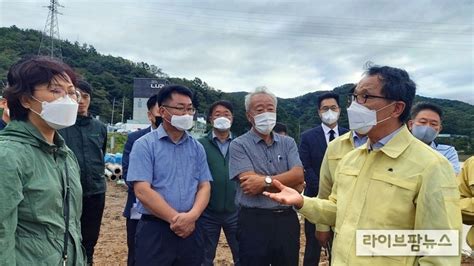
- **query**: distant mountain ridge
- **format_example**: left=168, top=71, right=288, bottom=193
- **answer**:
left=1, top=26, right=472, bottom=145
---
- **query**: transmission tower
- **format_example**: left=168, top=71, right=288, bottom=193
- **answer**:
left=38, top=0, right=64, bottom=58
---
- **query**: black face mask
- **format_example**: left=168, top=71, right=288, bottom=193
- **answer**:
left=154, top=116, right=162, bottom=128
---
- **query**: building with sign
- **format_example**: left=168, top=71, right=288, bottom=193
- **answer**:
left=131, top=78, right=169, bottom=124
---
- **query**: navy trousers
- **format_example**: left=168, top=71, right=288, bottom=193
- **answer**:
left=134, top=214, right=204, bottom=266
left=126, top=218, right=139, bottom=266
left=200, top=208, right=240, bottom=265
left=238, top=207, right=300, bottom=266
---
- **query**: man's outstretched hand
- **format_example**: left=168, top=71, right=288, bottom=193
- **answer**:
left=262, top=179, right=304, bottom=209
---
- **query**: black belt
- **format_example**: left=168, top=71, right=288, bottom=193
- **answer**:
left=141, top=214, right=166, bottom=223
left=240, top=207, right=294, bottom=215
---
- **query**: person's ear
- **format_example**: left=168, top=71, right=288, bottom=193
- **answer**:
left=246, top=112, right=253, bottom=123
left=146, top=110, right=153, bottom=123
left=159, top=106, right=166, bottom=117
left=391, top=101, right=406, bottom=119
left=20, top=95, right=32, bottom=110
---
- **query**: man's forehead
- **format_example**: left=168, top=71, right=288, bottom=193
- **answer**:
left=251, top=93, right=274, bottom=105
left=320, top=98, right=337, bottom=107
left=213, top=105, right=231, bottom=113
left=356, top=75, right=383, bottom=93
left=415, top=109, right=441, bottom=122
left=78, top=88, right=90, bottom=95
left=169, top=93, right=192, bottom=105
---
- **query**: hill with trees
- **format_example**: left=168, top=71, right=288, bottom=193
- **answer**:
left=1, top=26, right=472, bottom=153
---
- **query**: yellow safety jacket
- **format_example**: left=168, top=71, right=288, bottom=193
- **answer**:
left=299, top=126, right=461, bottom=265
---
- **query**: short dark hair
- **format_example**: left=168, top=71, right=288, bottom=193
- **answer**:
left=410, top=102, right=443, bottom=121
left=157, top=85, right=193, bottom=106
left=273, top=122, right=288, bottom=134
left=317, top=92, right=340, bottom=109
left=207, top=100, right=233, bottom=122
left=5, top=56, right=77, bottom=121
left=77, top=80, right=92, bottom=95
left=365, top=64, right=416, bottom=122
left=146, top=94, right=159, bottom=111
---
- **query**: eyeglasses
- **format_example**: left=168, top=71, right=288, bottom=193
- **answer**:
left=348, top=93, right=392, bottom=105
left=36, top=87, right=81, bottom=102
left=320, top=105, right=339, bottom=112
left=163, top=105, right=196, bottom=115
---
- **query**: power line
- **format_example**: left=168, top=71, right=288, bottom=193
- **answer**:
left=38, top=0, right=64, bottom=58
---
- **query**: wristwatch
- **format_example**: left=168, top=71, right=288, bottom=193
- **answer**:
left=264, top=175, right=273, bottom=187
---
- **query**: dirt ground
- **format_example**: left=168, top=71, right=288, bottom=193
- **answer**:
left=94, top=181, right=474, bottom=266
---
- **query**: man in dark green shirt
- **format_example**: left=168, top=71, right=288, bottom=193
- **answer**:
left=59, top=80, right=107, bottom=265
left=198, top=100, right=239, bottom=265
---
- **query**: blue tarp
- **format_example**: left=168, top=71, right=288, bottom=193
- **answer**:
left=104, top=153, right=123, bottom=165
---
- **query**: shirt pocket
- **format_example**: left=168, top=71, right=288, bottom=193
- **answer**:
left=336, top=167, right=360, bottom=195
left=333, top=167, right=359, bottom=214
left=368, top=174, right=418, bottom=226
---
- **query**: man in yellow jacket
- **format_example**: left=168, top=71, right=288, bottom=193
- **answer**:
left=264, top=64, right=461, bottom=265
left=458, top=156, right=474, bottom=249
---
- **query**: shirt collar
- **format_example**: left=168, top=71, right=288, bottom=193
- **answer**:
left=212, top=130, right=232, bottom=142
left=365, top=125, right=412, bottom=158
left=353, top=131, right=368, bottom=140
left=321, top=123, right=339, bottom=136
left=249, top=128, right=279, bottom=144
left=350, top=131, right=368, bottom=148
left=155, top=124, right=190, bottom=144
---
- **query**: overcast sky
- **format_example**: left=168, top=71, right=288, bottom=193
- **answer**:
left=1, top=0, right=473, bottom=104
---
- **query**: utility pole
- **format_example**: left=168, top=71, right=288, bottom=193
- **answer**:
left=111, top=97, right=116, bottom=126
left=38, top=0, right=64, bottom=58
left=121, top=97, right=125, bottom=123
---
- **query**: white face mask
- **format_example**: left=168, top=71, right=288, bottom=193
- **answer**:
left=321, top=110, right=340, bottom=125
left=253, top=112, right=276, bottom=135
left=213, top=117, right=232, bottom=131
left=411, top=124, right=438, bottom=144
left=347, top=101, right=394, bottom=135
left=170, top=114, right=194, bottom=131
left=31, top=95, right=78, bottom=130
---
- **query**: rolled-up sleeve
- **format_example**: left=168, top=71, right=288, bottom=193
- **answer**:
left=127, top=138, right=153, bottom=184
left=229, top=140, right=254, bottom=180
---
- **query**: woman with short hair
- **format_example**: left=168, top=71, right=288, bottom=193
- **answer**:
left=0, top=56, right=86, bottom=265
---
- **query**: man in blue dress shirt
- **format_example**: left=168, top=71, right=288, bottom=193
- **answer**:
left=408, top=101, right=460, bottom=174
left=121, top=94, right=161, bottom=266
left=127, top=85, right=212, bottom=266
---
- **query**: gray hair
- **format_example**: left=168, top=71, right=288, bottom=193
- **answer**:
left=244, top=86, right=278, bottom=112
